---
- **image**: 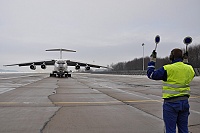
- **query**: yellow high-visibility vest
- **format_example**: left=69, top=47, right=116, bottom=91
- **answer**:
left=163, top=62, right=194, bottom=98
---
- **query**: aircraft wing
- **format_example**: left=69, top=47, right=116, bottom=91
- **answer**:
left=4, top=60, right=55, bottom=66
left=66, top=60, right=108, bottom=68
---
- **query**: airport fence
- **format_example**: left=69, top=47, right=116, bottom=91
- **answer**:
left=194, top=68, right=200, bottom=76
left=92, top=68, right=200, bottom=76
left=92, top=70, right=147, bottom=75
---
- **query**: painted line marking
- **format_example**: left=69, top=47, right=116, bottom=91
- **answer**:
left=0, top=96, right=199, bottom=105
left=53, top=101, right=122, bottom=104
left=190, top=96, right=200, bottom=99
left=0, top=101, right=122, bottom=105
left=124, top=99, right=163, bottom=103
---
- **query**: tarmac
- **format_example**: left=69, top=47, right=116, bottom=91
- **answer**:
left=0, top=72, right=199, bottom=133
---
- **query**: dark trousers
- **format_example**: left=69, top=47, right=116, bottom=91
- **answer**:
left=163, top=99, right=190, bottom=133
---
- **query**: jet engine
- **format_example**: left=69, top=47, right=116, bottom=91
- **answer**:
left=75, top=64, right=80, bottom=70
left=85, top=65, right=90, bottom=71
left=41, top=63, right=46, bottom=69
left=30, top=64, right=36, bottom=70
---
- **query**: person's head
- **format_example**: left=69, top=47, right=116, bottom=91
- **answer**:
left=169, top=48, right=183, bottom=61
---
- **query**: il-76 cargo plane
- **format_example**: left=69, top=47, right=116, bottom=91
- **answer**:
left=4, top=49, right=108, bottom=78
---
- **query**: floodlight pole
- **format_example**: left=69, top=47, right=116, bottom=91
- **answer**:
left=142, top=43, right=145, bottom=71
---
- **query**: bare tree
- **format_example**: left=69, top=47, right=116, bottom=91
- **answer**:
left=111, top=44, right=200, bottom=71
left=187, top=44, right=200, bottom=68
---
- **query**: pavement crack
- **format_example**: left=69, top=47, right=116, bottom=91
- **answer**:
left=40, top=79, right=62, bottom=133
left=40, top=107, right=62, bottom=133
left=127, top=104, right=163, bottom=120
left=189, top=123, right=200, bottom=127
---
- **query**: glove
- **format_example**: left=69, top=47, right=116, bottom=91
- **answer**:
left=150, top=50, right=157, bottom=62
left=183, top=51, right=188, bottom=63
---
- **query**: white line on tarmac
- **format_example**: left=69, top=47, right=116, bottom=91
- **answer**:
left=0, top=88, right=15, bottom=94
left=98, top=84, right=157, bottom=100
left=0, top=74, right=40, bottom=80
left=190, top=110, right=200, bottom=115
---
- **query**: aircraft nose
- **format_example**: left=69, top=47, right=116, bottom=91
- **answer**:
left=58, top=64, right=64, bottom=71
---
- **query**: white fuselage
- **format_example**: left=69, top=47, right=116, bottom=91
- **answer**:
left=54, top=60, right=68, bottom=72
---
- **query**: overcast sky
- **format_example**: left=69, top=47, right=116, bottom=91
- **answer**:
left=0, top=0, right=200, bottom=72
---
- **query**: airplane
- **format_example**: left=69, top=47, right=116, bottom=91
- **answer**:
left=4, top=48, right=108, bottom=78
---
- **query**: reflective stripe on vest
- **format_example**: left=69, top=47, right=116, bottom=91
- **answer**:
left=162, top=89, right=190, bottom=95
left=163, top=83, right=190, bottom=88
left=162, top=83, right=190, bottom=97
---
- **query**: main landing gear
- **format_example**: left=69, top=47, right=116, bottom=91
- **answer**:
left=50, top=71, right=71, bottom=78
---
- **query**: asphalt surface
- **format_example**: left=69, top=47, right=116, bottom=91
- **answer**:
left=0, top=73, right=199, bottom=133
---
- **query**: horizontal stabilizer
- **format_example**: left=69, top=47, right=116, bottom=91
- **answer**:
left=46, top=48, right=76, bottom=59
left=46, top=49, right=76, bottom=52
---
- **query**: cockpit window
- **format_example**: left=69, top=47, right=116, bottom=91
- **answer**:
left=57, top=60, right=65, bottom=64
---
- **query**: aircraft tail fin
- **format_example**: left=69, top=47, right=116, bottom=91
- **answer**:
left=46, top=48, right=76, bottom=59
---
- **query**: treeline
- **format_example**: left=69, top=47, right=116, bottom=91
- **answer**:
left=111, top=44, right=200, bottom=71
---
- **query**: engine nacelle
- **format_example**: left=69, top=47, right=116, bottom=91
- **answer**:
left=30, top=64, right=36, bottom=70
left=85, top=66, right=90, bottom=71
left=75, top=64, right=80, bottom=70
left=41, top=64, right=46, bottom=69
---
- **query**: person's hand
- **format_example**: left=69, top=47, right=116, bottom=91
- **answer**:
left=150, top=50, right=157, bottom=62
left=183, top=51, right=188, bottom=63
